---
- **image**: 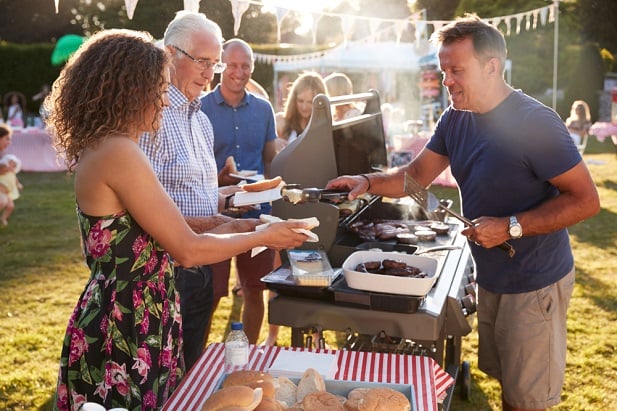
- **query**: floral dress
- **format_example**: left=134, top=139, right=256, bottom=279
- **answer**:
left=54, top=209, right=184, bottom=411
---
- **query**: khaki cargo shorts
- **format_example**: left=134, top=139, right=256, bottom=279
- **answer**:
left=477, top=268, right=575, bottom=409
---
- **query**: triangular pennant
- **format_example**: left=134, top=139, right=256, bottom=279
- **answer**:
left=125, top=0, right=138, bottom=20
left=515, top=13, right=523, bottom=34
left=540, top=6, right=548, bottom=25
left=184, top=0, right=200, bottom=13
left=230, top=0, right=251, bottom=35
left=395, top=19, right=408, bottom=45
left=275, top=6, right=289, bottom=43
left=311, top=12, right=321, bottom=45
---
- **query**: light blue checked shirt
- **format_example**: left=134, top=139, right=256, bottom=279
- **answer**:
left=139, top=85, right=219, bottom=217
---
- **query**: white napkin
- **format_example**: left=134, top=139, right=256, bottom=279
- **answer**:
left=251, top=216, right=320, bottom=257
left=233, top=183, right=283, bottom=207
left=268, top=350, right=338, bottom=379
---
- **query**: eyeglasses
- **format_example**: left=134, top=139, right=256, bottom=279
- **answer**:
left=172, top=46, right=226, bottom=73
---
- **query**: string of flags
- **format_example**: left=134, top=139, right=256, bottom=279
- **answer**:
left=52, top=0, right=556, bottom=63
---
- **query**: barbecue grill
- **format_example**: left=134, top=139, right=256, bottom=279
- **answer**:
left=265, top=91, right=476, bottom=406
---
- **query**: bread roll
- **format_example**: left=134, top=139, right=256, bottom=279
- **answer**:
left=254, top=396, right=286, bottom=411
left=242, top=176, right=283, bottom=192
left=343, top=387, right=410, bottom=411
left=289, top=217, right=320, bottom=229
left=201, top=386, right=263, bottom=411
left=275, top=376, right=298, bottom=407
left=222, top=370, right=276, bottom=398
left=302, top=391, right=344, bottom=410
left=296, top=368, right=326, bottom=402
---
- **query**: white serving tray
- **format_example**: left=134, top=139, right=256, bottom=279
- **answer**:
left=342, top=250, right=438, bottom=296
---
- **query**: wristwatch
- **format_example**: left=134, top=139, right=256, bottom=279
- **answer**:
left=508, top=215, right=523, bottom=239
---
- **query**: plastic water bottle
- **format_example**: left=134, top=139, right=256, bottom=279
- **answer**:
left=224, top=321, right=249, bottom=374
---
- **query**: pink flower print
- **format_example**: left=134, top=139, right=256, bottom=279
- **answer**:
left=160, top=345, right=173, bottom=368
left=132, top=346, right=152, bottom=384
left=70, top=390, right=87, bottom=411
left=55, top=382, right=68, bottom=409
left=143, top=390, right=157, bottom=410
left=161, top=300, right=169, bottom=327
left=111, top=302, right=123, bottom=322
left=68, top=328, right=88, bottom=367
left=99, top=315, right=109, bottom=335
left=86, top=221, right=112, bottom=259
left=139, top=310, right=150, bottom=334
left=132, top=234, right=148, bottom=258
left=132, top=287, right=144, bottom=308
left=144, top=251, right=158, bottom=275
left=80, top=279, right=97, bottom=309
left=94, top=379, right=110, bottom=401
left=107, top=361, right=130, bottom=396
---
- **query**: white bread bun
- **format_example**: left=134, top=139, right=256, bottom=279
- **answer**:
left=201, top=386, right=263, bottom=411
left=259, top=215, right=320, bottom=230
left=296, top=368, right=326, bottom=402
left=343, top=387, right=410, bottom=411
left=302, top=391, right=345, bottom=410
left=288, top=217, right=320, bottom=230
left=275, top=376, right=298, bottom=407
left=254, top=396, right=286, bottom=411
left=222, top=370, right=276, bottom=398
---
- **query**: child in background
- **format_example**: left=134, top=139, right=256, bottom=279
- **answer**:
left=0, top=153, right=23, bottom=226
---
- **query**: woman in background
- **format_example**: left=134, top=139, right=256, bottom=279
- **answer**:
left=565, top=100, right=591, bottom=147
left=276, top=72, right=326, bottom=149
left=324, top=72, right=362, bottom=121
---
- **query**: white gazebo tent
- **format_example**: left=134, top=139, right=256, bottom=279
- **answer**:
left=271, top=41, right=424, bottom=115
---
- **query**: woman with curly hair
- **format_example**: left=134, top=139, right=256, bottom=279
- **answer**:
left=45, top=29, right=310, bottom=411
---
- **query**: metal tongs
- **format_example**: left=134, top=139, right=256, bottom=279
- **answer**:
left=280, top=185, right=349, bottom=205
left=404, top=173, right=516, bottom=258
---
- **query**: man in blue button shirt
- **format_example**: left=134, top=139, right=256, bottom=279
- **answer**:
left=201, top=39, right=278, bottom=344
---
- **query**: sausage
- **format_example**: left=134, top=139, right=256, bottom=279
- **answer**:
left=382, top=259, right=407, bottom=269
left=241, top=176, right=283, bottom=192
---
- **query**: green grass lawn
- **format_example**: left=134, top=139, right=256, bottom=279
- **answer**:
left=1, top=138, right=615, bottom=410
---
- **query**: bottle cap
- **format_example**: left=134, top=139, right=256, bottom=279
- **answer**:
left=231, top=321, right=243, bottom=331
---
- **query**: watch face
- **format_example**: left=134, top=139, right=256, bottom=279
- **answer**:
left=510, top=225, right=522, bottom=237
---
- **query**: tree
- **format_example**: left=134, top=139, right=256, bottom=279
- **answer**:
left=0, top=0, right=79, bottom=43
left=578, top=0, right=617, bottom=68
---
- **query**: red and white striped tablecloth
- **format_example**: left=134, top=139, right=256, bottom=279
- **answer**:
left=163, top=343, right=455, bottom=411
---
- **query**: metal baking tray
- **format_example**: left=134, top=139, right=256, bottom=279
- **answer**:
left=260, top=266, right=340, bottom=302
left=328, top=275, right=424, bottom=313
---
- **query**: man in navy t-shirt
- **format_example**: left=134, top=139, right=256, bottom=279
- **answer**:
left=327, top=14, right=599, bottom=411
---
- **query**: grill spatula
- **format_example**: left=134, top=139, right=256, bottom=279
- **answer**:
left=404, top=173, right=515, bottom=258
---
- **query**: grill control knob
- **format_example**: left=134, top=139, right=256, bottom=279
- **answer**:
left=464, top=283, right=477, bottom=297
left=461, top=294, right=476, bottom=315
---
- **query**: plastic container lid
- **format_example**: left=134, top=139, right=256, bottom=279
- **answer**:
left=231, top=321, right=243, bottom=331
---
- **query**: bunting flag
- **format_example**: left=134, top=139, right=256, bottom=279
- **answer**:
left=124, top=0, right=139, bottom=20
left=50, top=0, right=556, bottom=42
left=311, top=12, right=321, bottom=45
left=184, top=0, right=201, bottom=13
left=274, top=6, right=289, bottom=43
left=230, top=0, right=251, bottom=35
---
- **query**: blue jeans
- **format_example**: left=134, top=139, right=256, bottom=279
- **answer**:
left=175, top=265, right=213, bottom=371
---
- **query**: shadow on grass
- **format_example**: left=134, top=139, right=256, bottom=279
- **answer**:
left=569, top=206, right=617, bottom=250
left=450, top=372, right=494, bottom=411
left=598, top=178, right=617, bottom=191
left=574, top=266, right=617, bottom=314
